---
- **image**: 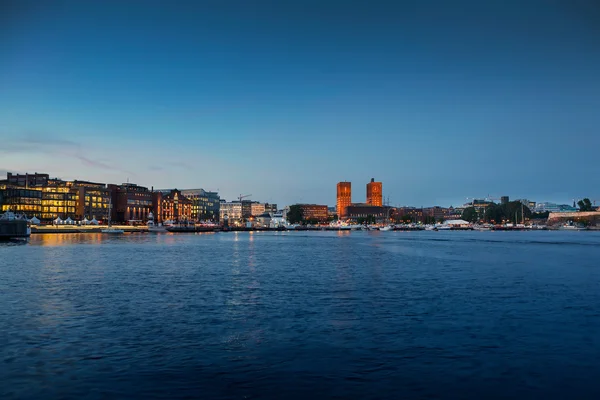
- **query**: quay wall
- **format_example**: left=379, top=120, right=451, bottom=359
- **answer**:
left=547, top=211, right=600, bottom=225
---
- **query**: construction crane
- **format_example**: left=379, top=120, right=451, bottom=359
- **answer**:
left=238, top=194, right=252, bottom=202
left=465, top=197, right=477, bottom=207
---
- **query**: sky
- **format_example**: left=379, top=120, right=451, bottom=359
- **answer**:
left=1, top=0, right=599, bottom=207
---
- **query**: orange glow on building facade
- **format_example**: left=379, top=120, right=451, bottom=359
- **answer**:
left=298, top=204, right=329, bottom=222
left=366, top=178, right=382, bottom=206
left=156, top=189, right=192, bottom=223
left=336, top=182, right=352, bottom=219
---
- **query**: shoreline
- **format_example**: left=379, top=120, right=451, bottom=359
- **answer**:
left=29, top=226, right=600, bottom=234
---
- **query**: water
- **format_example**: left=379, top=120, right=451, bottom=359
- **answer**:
left=1, top=231, right=600, bottom=399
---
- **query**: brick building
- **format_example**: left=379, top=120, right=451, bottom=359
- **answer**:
left=109, top=183, right=153, bottom=224
left=336, top=182, right=352, bottom=219
left=366, top=178, right=382, bottom=206
left=298, top=204, right=328, bottom=222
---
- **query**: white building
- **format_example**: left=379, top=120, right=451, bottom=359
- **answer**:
left=220, top=201, right=242, bottom=221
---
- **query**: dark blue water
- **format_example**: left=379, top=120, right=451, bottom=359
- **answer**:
left=1, top=231, right=600, bottom=399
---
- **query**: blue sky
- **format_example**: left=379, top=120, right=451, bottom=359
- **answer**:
left=1, top=0, right=599, bottom=207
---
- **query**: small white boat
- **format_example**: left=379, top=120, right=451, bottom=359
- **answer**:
left=147, top=215, right=168, bottom=233
left=379, top=225, right=394, bottom=231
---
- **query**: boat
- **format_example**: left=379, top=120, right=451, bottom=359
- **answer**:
left=474, top=224, right=494, bottom=231
left=559, top=221, right=587, bottom=231
left=435, top=223, right=452, bottom=230
left=0, top=211, right=31, bottom=240
left=379, top=225, right=394, bottom=231
left=147, top=212, right=167, bottom=233
left=101, top=198, right=124, bottom=234
left=327, top=221, right=351, bottom=230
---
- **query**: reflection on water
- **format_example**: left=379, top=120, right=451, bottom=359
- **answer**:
left=30, top=233, right=110, bottom=246
left=2, top=231, right=600, bottom=399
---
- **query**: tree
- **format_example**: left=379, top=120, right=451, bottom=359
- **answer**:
left=423, top=216, right=436, bottom=225
left=461, top=207, right=478, bottom=222
left=358, top=215, right=377, bottom=225
left=483, top=204, right=504, bottom=223
left=531, top=211, right=549, bottom=219
left=393, top=214, right=410, bottom=224
left=578, top=198, right=594, bottom=212
left=286, top=205, right=303, bottom=224
left=503, top=201, right=531, bottom=223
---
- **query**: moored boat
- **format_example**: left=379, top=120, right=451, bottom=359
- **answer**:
left=559, top=221, right=587, bottom=231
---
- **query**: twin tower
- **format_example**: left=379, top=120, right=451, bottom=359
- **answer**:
left=336, top=178, right=382, bottom=218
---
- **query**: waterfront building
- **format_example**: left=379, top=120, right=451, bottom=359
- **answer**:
left=72, top=180, right=111, bottom=221
left=515, top=199, right=536, bottom=210
left=264, top=203, right=278, bottom=215
left=241, top=200, right=253, bottom=218
left=337, top=182, right=352, bottom=219
left=444, top=207, right=463, bottom=220
left=109, top=183, right=153, bottom=224
left=327, top=206, right=336, bottom=218
left=153, top=189, right=192, bottom=223
left=4, top=172, right=50, bottom=188
left=40, top=179, right=78, bottom=221
left=346, top=204, right=388, bottom=223
left=251, top=202, right=266, bottom=217
left=0, top=187, right=43, bottom=216
left=180, top=189, right=220, bottom=221
left=2, top=173, right=112, bottom=221
left=297, top=204, right=329, bottom=222
left=464, top=199, right=494, bottom=211
left=422, top=206, right=448, bottom=222
left=534, top=202, right=577, bottom=213
left=394, top=206, right=424, bottom=223
left=220, top=201, right=243, bottom=222
left=366, top=178, right=383, bottom=206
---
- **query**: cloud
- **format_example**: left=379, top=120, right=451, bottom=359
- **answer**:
left=170, top=161, right=193, bottom=169
left=76, top=156, right=114, bottom=170
left=1, top=132, right=133, bottom=175
left=146, top=162, right=190, bottom=172
left=20, top=133, right=80, bottom=148
left=0, top=132, right=81, bottom=155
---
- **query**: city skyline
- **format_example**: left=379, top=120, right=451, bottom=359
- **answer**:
left=2, top=1, right=599, bottom=207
